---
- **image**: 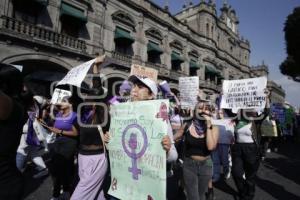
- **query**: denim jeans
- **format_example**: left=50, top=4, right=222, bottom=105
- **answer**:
left=211, top=144, right=230, bottom=182
left=183, top=157, right=212, bottom=200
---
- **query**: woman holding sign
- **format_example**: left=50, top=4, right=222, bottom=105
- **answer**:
left=231, top=90, right=270, bottom=200
left=128, top=75, right=178, bottom=162
left=48, top=95, right=79, bottom=200
left=71, top=55, right=111, bottom=200
left=104, top=74, right=178, bottom=200
left=173, top=100, right=219, bottom=200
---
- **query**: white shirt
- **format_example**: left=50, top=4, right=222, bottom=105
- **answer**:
left=235, top=123, right=254, bottom=143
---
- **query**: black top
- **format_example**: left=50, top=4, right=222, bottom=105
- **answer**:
left=0, top=99, right=25, bottom=192
left=184, top=128, right=210, bottom=157
left=79, top=75, right=110, bottom=155
left=79, top=125, right=104, bottom=155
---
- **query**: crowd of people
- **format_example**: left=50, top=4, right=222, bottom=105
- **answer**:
left=0, top=58, right=299, bottom=200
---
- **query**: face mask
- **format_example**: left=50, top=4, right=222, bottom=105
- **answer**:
left=193, top=119, right=207, bottom=136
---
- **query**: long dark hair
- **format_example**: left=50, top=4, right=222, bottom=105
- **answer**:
left=0, top=63, right=23, bottom=97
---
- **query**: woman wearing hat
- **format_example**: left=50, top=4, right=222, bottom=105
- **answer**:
left=128, top=75, right=178, bottom=162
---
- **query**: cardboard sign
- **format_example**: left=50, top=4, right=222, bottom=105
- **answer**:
left=130, top=64, right=158, bottom=82
left=107, top=100, right=169, bottom=200
left=221, top=77, right=267, bottom=110
left=179, top=76, right=199, bottom=109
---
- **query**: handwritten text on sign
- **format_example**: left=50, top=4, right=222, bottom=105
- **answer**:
left=221, top=77, right=267, bottom=109
left=179, top=77, right=199, bottom=109
left=57, top=59, right=96, bottom=88
left=130, top=64, right=158, bottom=82
left=50, top=88, right=72, bottom=104
left=107, top=100, right=168, bottom=200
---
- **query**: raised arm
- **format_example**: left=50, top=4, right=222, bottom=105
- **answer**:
left=204, top=115, right=219, bottom=151
left=91, top=55, right=106, bottom=95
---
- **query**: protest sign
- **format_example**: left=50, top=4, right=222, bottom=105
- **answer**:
left=130, top=64, right=158, bottom=82
left=179, top=76, right=199, bottom=109
left=221, top=77, right=267, bottom=110
left=107, top=100, right=169, bottom=200
left=57, top=59, right=96, bottom=88
left=50, top=88, right=72, bottom=104
left=270, top=103, right=285, bottom=127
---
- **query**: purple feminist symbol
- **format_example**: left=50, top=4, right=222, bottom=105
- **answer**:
left=122, top=124, right=148, bottom=180
left=156, top=102, right=168, bottom=122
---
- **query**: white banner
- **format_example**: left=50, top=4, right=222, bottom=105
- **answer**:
left=50, top=88, right=72, bottom=104
left=221, top=76, right=267, bottom=110
left=179, top=76, right=199, bottom=109
left=57, top=59, right=96, bottom=88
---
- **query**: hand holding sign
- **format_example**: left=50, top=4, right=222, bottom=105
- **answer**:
left=161, top=135, right=171, bottom=153
left=93, top=55, right=106, bottom=74
left=94, top=54, right=106, bottom=65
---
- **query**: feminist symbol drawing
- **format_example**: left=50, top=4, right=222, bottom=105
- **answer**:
left=122, top=124, right=148, bottom=180
left=156, top=102, right=168, bottom=122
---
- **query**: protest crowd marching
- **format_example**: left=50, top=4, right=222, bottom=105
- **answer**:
left=1, top=56, right=300, bottom=200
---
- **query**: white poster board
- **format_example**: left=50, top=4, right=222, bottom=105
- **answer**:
left=57, top=59, right=96, bottom=88
left=221, top=76, right=267, bottom=110
left=179, top=76, right=199, bottom=109
left=50, top=88, right=72, bottom=104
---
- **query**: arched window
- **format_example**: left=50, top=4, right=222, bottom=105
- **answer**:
left=170, top=40, right=183, bottom=51
left=112, top=11, right=136, bottom=30
left=145, top=28, right=163, bottom=42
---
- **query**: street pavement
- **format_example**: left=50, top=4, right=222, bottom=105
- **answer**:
left=23, top=140, right=300, bottom=200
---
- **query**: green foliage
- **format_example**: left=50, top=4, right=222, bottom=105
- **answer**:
left=280, top=7, right=300, bottom=81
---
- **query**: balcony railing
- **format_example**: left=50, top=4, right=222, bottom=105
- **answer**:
left=199, top=80, right=220, bottom=91
left=170, top=70, right=185, bottom=80
left=0, top=16, right=86, bottom=52
left=145, top=62, right=161, bottom=70
left=111, top=51, right=132, bottom=66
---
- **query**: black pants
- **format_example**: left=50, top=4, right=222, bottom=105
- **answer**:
left=48, top=138, right=77, bottom=198
left=260, top=137, right=270, bottom=157
left=231, top=143, right=260, bottom=200
left=49, top=153, right=74, bottom=197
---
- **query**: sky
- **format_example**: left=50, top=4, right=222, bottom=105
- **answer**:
left=153, top=0, right=300, bottom=108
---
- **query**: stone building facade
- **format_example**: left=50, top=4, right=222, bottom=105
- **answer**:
left=0, top=0, right=285, bottom=102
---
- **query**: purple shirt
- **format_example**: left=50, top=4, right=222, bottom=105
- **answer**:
left=54, top=111, right=77, bottom=131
